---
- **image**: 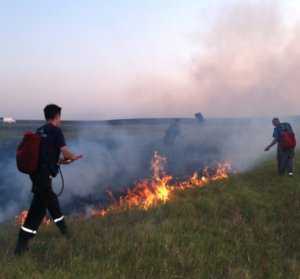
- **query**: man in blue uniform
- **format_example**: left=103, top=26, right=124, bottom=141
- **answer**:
left=265, top=118, right=295, bottom=176
left=15, top=104, right=82, bottom=255
left=164, top=119, right=181, bottom=146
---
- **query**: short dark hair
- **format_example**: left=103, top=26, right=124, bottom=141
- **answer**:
left=44, top=104, right=62, bottom=120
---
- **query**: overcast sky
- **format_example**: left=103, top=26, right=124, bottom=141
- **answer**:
left=0, top=0, right=299, bottom=120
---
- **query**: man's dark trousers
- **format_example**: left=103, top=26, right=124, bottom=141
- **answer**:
left=277, top=147, right=295, bottom=175
left=15, top=167, right=67, bottom=254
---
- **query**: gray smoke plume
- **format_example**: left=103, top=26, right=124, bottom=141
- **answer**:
left=190, top=0, right=300, bottom=117
left=0, top=116, right=299, bottom=223
left=126, top=0, right=300, bottom=117
left=59, top=125, right=149, bottom=202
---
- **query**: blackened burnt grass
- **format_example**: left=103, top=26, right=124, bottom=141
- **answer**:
left=0, top=156, right=300, bottom=279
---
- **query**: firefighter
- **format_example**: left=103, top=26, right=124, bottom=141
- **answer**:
left=15, top=104, right=82, bottom=255
left=164, top=119, right=181, bottom=146
left=265, top=118, right=296, bottom=176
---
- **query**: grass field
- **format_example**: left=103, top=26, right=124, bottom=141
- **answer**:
left=0, top=154, right=299, bottom=278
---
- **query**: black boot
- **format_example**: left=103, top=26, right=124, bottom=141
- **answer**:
left=14, top=230, right=33, bottom=256
left=56, top=219, right=71, bottom=239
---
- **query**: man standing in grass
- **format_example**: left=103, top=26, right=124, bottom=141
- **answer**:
left=164, top=119, right=181, bottom=146
left=15, top=104, right=82, bottom=255
left=265, top=118, right=296, bottom=176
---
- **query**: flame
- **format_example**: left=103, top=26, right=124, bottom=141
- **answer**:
left=15, top=210, right=51, bottom=226
left=15, top=210, right=29, bottom=226
left=16, top=152, right=231, bottom=224
left=91, top=152, right=231, bottom=218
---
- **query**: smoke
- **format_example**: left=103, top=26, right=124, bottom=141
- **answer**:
left=59, top=125, right=150, bottom=203
left=1, top=1, right=299, bottom=120
left=1, top=116, right=299, bottom=223
left=126, top=0, right=300, bottom=118
left=0, top=125, right=156, bottom=221
left=0, top=150, right=28, bottom=223
left=59, top=118, right=285, bottom=208
left=55, top=120, right=272, bottom=208
left=190, top=0, right=300, bottom=117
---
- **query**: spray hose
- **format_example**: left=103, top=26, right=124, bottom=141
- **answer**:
left=56, top=166, right=65, bottom=197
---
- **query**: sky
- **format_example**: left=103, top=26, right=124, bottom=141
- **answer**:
left=0, top=0, right=300, bottom=120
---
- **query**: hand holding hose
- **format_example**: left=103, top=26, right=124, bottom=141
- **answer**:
left=59, top=155, right=83, bottom=165
left=60, top=146, right=83, bottom=165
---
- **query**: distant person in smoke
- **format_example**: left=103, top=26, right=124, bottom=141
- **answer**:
left=265, top=118, right=296, bottom=176
left=164, top=119, right=181, bottom=146
left=15, top=104, right=83, bottom=255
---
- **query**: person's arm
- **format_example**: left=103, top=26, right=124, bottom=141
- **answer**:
left=56, top=128, right=82, bottom=164
left=265, top=138, right=277, bottom=151
left=60, top=146, right=83, bottom=164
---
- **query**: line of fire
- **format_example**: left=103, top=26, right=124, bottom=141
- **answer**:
left=16, top=151, right=231, bottom=226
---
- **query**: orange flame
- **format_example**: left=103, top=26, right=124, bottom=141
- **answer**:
left=16, top=152, right=231, bottom=224
left=15, top=210, right=51, bottom=226
left=91, top=152, right=231, bottom=218
left=15, top=210, right=29, bottom=226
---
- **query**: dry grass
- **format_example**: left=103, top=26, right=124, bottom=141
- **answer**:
left=0, top=155, right=300, bottom=278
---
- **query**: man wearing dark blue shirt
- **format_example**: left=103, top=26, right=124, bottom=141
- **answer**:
left=15, top=104, right=82, bottom=255
left=164, top=119, right=181, bottom=145
left=265, top=118, right=295, bottom=176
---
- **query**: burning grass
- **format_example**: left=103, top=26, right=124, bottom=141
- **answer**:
left=91, top=152, right=230, bottom=218
left=16, top=152, right=231, bottom=225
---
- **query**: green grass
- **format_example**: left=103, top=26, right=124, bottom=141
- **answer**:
left=1, top=156, right=300, bottom=279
